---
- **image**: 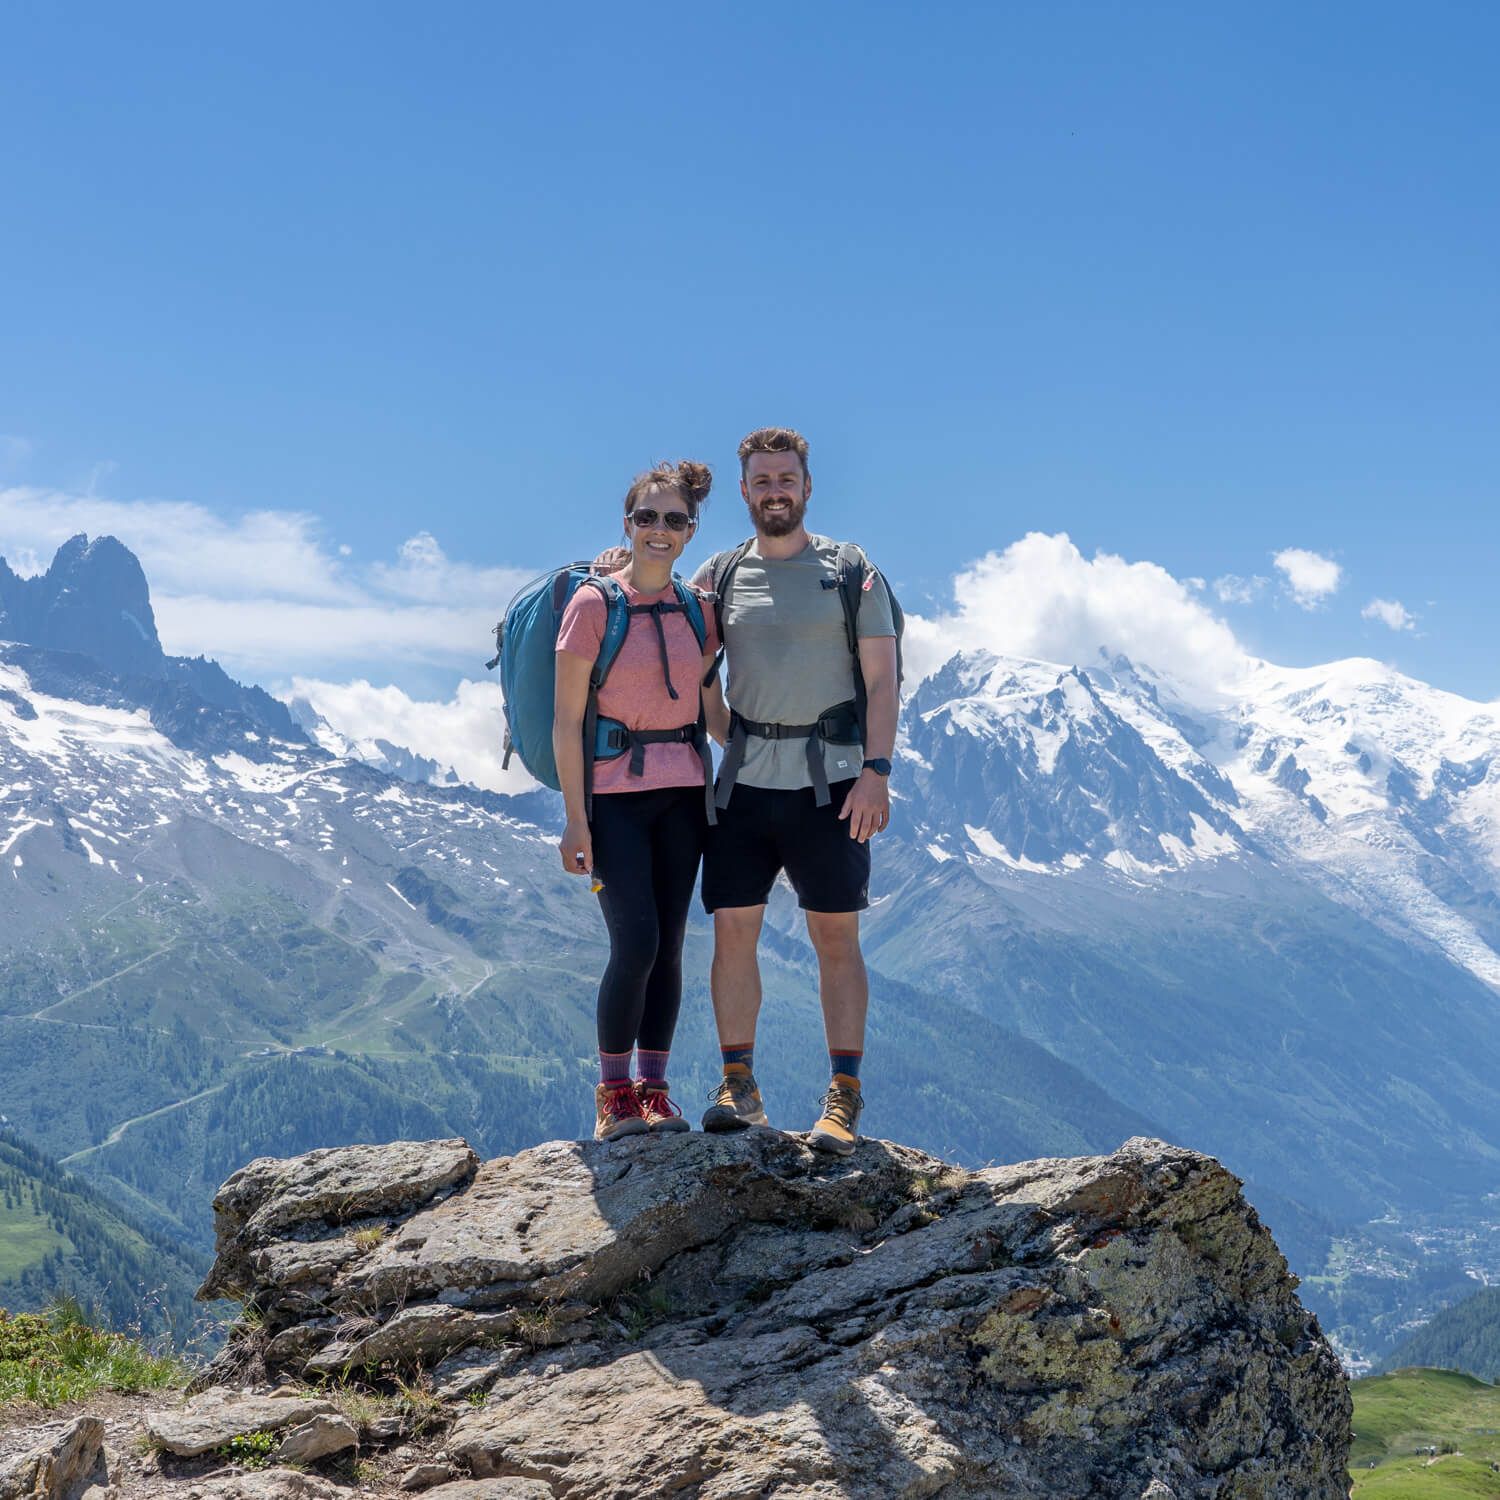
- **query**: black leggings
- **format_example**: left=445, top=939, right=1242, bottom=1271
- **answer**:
left=589, top=785, right=707, bottom=1055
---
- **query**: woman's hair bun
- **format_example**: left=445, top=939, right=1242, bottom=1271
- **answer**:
left=673, top=460, right=712, bottom=508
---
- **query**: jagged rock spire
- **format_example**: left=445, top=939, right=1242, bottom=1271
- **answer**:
left=0, top=532, right=165, bottom=680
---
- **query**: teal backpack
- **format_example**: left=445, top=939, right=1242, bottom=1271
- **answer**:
left=487, top=564, right=713, bottom=818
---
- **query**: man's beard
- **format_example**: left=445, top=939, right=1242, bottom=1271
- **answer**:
left=753, top=495, right=808, bottom=537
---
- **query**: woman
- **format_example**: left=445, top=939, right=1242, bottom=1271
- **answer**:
left=554, top=460, right=720, bottom=1141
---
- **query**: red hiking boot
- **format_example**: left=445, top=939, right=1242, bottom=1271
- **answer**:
left=594, top=1081, right=649, bottom=1142
left=635, top=1082, right=691, bottom=1133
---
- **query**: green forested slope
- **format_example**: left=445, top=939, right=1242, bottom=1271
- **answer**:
left=0, top=1131, right=206, bottom=1341
left=1381, top=1289, right=1500, bottom=1385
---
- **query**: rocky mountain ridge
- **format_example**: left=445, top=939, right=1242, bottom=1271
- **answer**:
left=0, top=534, right=305, bottom=752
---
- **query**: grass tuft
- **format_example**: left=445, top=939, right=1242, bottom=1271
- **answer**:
left=393, top=1373, right=446, bottom=1436
left=0, top=1299, right=185, bottom=1409
left=512, top=1302, right=567, bottom=1350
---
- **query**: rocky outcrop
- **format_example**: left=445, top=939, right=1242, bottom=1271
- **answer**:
left=0, top=1415, right=108, bottom=1500
left=194, top=1131, right=1352, bottom=1499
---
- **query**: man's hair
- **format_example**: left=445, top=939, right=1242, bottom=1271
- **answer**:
left=738, top=427, right=809, bottom=479
left=623, top=459, right=713, bottom=517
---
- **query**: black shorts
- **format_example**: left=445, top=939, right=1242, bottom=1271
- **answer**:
left=701, top=779, right=870, bottom=914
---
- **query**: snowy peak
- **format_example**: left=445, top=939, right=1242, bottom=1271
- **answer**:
left=287, top=696, right=461, bottom=788
left=1226, top=659, right=1500, bottom=817
left=1199, top=658, right=1500, bottom=986
left=900, top=646, right=1500, bottom=989
left=902, top=650, right=1247, bottom=875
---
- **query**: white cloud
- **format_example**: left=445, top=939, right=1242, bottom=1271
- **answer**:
left=0, top=487, right=532, bottom=681
left=910, top=532, right=1253, bottom=700
left=369, top=530, right=528, bottom=608
left=1273, top=548, right=1342, bottom=609
left=1213, top=574, right=1268, bottom=605
left=0, top=487, right=354, bottom=602
left=1362, top=598, right=1415, bottom=632
left=290, top=676, right=536, bottom=794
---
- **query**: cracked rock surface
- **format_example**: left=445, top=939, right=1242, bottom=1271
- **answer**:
left=193, top=1130, right=1351, bottom=1498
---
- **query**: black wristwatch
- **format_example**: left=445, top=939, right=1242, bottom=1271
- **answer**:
left=863, top=757, right=892, bottom=777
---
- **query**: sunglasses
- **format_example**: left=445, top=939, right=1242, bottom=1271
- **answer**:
left=628, top=508, right=694, bottom=533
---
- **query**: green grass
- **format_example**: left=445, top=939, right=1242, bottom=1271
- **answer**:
left=0, top=1200, right=69, bottom=1280
left=0, top=1300, right=186, bottom=1409
left=1351, top=1367, right=1500, bottom=1497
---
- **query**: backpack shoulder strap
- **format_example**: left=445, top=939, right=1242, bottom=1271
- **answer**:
left=833, top=541, right=868, bottom=658
left=671, top=576, right=709, bottom=652
left=702, top=538, right=755, bottom=685
left=709, top=538, right=755, bottom=637
left=585, top=574, right=631, bottom=689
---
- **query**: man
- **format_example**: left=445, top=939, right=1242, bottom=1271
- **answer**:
left=696, top=427, right=899, bottom=1155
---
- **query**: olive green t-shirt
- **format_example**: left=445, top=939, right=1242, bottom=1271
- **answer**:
left=694, top=534, right=896, bottom=792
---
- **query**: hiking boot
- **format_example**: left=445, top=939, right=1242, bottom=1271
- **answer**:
left=701, top=1066, right=769, bottom=1131
left=594, top=1081, right=649, bottom=1142
left=808, top=1078, right=863, bottom=1156
left=636, top=1082, right=691, bottom=1133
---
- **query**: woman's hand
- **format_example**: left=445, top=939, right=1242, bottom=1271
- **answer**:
left=560, top=818, right=593, bottom=875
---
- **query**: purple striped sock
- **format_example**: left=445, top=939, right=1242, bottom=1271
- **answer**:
left=599, top=1049, right=632, bottom=1085
left=636, top=1049, right=670, bottom=1088
left=721, top=1043, right=754, bottom=1071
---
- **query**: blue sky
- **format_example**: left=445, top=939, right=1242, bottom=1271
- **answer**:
left=2, top=2, right=1497, bottom=727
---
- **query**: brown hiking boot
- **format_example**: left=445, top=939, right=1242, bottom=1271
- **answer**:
left=635, top=1082, right=691, bottom=1133
left=700, top=1065, right=769, bottom=1131
left=594, top=1081, right=649, bottom=1142
left=808, top=1077, right=863, bottom=1156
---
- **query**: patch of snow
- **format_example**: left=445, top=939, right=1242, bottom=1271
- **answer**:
left=1188, top=813, right=1240, bottom=858
left=964, top=824, right=1057, bottom=873
left=0, top=818, right=49, bottom=857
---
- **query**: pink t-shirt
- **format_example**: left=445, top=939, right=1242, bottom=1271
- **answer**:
left=556, top=578, right=719, bottom=795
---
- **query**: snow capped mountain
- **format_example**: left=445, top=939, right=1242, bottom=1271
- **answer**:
left=900, top=650, right=1248, bottom=877
left=898, top=645, right=1500, bottom=992
left=0, top=649, right=555, bottom=951
left=1211, top=658, right=1500, bottom=985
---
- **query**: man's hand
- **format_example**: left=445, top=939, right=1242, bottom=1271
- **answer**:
left=838, top=768, right=890, bottom=843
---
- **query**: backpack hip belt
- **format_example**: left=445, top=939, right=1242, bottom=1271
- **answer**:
left=714, top=700, right=861, bottom=810
left=596, top=719, right=708, bottom=778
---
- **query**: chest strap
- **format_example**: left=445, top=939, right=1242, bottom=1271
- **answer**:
left=626, top=599, right=685, bottom=701
left=714, top=700, right=860, bottom=810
